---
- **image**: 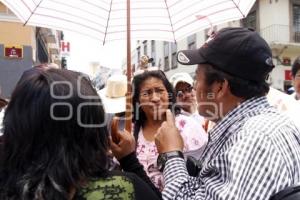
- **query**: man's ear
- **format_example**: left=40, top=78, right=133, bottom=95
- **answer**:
left=214, top=80, right=229, bottom=100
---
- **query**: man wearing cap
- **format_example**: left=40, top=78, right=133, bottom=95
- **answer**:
left=154, top=27, right=300, bottom=200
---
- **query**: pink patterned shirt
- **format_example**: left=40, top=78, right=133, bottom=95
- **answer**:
left=136, top=114, right=207, bottom=191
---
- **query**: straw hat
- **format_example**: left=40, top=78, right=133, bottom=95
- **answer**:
left=98, top=74, right=127, bottom=114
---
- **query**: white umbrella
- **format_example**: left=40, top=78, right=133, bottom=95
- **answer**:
left=2, top=0, right=256, bottom=43
left=1, top=0, right=256, bottom=131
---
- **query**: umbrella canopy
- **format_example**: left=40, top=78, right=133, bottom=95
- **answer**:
left=1, top=0, right=256, bottom=132
left=2, top=0, right=256, bottom=43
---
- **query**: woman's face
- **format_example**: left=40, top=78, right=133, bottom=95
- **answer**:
left=138, top=77, right=169, bottom=121
left=175, top=81, right=196, bottom=113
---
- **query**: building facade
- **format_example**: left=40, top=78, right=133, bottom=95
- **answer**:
left=128, top=0, right=300, bottom=92
left=0, top=2, right=62, bottom=98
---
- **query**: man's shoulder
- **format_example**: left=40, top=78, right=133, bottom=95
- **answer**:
left=224, top=108, right=299, bottom=157
left=240, top=107, right=300, bottom=140
left=246, top=106, right=289, bottom=125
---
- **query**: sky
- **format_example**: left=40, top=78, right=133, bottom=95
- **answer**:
left=64, top=31, right=128, bottom=76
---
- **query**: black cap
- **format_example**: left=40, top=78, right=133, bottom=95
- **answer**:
left=177, top=27, right=274, bottom=82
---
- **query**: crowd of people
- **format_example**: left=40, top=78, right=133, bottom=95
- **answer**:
left=0, top=27, right=300, bottom=200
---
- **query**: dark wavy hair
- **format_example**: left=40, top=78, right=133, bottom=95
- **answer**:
left=132, top=70, right=179, bottom=137
left=292, top=56, right=300, bottom=77
left=201, top=64, right=270, bottom=99
left=0, top=67, right=109, bottom=200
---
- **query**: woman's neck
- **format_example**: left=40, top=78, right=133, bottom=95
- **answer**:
left=144, top=118, right=163, bottom=127
left=141, top=119, right=164, bottom=142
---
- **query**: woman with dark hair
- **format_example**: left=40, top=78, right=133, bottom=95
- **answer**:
left=0, top=67, right=160, bottom=200
left=129, top=69, right=207, bottom=191
left=291, top=56, right=300, bottom=100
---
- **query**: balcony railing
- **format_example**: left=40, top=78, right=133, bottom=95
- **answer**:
left=259, top=24, right=300, bottom=44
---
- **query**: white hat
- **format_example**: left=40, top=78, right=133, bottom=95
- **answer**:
left=98, top=74, right=127, bottom=113
left=169, top=72, right=194, bottom=88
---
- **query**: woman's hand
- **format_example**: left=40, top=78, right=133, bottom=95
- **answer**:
left=109, top=117, right=136, bottom=160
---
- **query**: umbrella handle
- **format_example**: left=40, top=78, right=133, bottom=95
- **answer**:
left=125, top=83, right=132, bottom=132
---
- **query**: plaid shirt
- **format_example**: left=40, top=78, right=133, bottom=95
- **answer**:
left=162, top=96, right=300, bottom=200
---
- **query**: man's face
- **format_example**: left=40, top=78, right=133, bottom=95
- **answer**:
left=194, top=64, right=219, bottom=121
left=293, top=70, right=300, bottom=99
left=175, top=82, right=196, bottom=113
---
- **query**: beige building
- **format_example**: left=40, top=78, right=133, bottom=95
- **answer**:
left=0, top=2, right=62, bottom=98
left=129, top=0, right=300, bottom=92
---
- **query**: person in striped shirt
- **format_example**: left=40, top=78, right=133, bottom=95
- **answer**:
left=154, top=27, right=300, bottom=200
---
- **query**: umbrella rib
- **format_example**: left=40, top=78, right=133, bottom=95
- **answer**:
left=168, top=0, right=182, bottom=9
left=171, top=0, right=229, bottom=25
left=103, top=0, right=113, bottom=45
left=174, top=6, right=237, bottom=32
left=24, top=0, right=44, bottom=26
left=50, top=0, right=108, bottom=20
left=231, top=0, right=245, bottom=18
left=30, top=22, right=103, bottom=41
left=164, top=0, right=176, bottom=43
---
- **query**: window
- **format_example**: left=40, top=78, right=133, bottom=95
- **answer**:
left=293, top=4, right=300, bottom=42
left=164, top=42, right=170, bottom=71
left=37, top=37, right=49, bottom=63
left=204, top=29, right=210, bottom=41
left=242, top=11, right=257, bottom=30
left=164, top=41, right=169, bottom=56
left=171, top=42, right=177, bottom=54
left=137, top=47, right=141, bottom=64
left=143, top=40, right=147, bottom=55
left=164, top=56, right=169, bottom=72
left=151, top=40, right=156, bottom=66
left=171, top=42, right=177, bottom=69
left=187, top=34, right=196, bottom=50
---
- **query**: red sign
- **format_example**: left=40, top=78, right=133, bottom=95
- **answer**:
left=60, top=41, right=70, bottom=57
left=4, top=46, right=23, bottom=58
left=285, top=70, right=292, bottom=80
